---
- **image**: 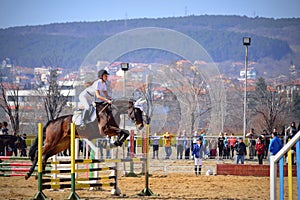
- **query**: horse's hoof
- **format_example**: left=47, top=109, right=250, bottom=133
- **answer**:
left=114, top=141, right=122, bottom=147
left=24, top=174, right=29, bottom=180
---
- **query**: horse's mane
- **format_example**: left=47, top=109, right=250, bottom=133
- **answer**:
left=112, top=97, right=134, bottom=104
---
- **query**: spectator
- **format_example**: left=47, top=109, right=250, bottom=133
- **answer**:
left=261, top=129, right=271, bottom=159
left=217, top=132, right=225, bottom=159
left=105, top=136, right=111, bottom=159
left=176, top=131, right=184, bottom=159
left=210, top=138, right=217, bottom=159
left=286, top=122, right=297, bottom=164
left=19, top=134, right=27, bottom=157
left=184, top=138, right=191, bottom=160
left=246, top=128, right=259, bottom=159
left=269, top=129, right=283, bottom=156
left=191, top=131, right=198, bottom=152
left=151, top=132, right=160, bottom=159
left=180, top=130, right=188, bottom=159
left=223, top=132, right=229, bottom=159
left=97, top=137, right=105, bottom=159
left=229, top=133, right=237, bottom=159
left=1, top=121, right=9, bottom=135
left=200, top=130, right=208, bottom=158
left=163, top=131, right=174, bottom=159
left=192, top=138, right=204, bottom=176
left=255, top=136, right=264, bottom=164
left=235, top=137, right=247, bottom=164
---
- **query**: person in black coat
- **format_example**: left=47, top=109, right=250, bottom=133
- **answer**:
left=235, top=137, right=247, bottom=164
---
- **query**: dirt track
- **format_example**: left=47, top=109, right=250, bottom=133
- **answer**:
left=0, top=159, right=297, bottom=199
left=0, top=173, right=272, bottom=200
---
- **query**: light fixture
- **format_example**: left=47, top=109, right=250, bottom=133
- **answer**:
left=243, top=37, right=251, bottom=46
left=121, top=63, right=129, bottom=71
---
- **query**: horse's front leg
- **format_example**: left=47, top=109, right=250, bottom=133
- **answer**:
left=114, top=129, right=129, bottom=147
left=13, top=146, right=18, bottom=156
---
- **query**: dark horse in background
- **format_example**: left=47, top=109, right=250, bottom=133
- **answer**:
left=0, top=135, right=23, bottom=156
left=25, top=98, right=146, bottom=179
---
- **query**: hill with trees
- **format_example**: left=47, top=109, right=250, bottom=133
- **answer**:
left=0, top=15, right=299, bottom=77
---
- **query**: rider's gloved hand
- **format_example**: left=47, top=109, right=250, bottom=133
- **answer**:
left=106, top=99, right=112, bottom=104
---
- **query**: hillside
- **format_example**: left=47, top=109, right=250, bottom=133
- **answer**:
left=0, top=15, right=299, bottom=77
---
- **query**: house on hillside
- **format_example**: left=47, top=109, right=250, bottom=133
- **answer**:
left=239, top=67, right=257, bottom=80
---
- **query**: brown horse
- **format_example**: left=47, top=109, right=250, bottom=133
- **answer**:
left=25, top=98, right=146, bottom=179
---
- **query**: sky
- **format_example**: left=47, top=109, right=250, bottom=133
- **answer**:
left=0, top=0, right=300, bottom=29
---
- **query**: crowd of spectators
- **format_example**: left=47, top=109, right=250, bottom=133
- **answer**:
left=133, top=121, right=298, bottom=165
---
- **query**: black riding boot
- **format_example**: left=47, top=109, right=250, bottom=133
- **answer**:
left=194, top=165, right=198, bottom=176
left=198, top=165, right=202, bottom=176
left=81, top=109, right=89, bottom=126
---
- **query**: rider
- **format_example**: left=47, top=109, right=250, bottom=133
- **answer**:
left=79, top=69, right=112, bottom=127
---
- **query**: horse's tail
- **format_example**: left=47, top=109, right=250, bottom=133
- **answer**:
left=28, top=120, right=52, bottom=162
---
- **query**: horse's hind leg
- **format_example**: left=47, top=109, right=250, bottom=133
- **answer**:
left=25, top=150, right=38, bottom=180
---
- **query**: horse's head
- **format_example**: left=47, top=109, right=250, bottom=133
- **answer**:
left=128, top=98, right=145, bottom=130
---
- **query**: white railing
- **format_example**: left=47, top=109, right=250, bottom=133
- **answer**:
left=270, top=131, right=300, bottom=200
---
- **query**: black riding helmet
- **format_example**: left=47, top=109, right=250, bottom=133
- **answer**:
left=98, top=69, right=109, bottom=78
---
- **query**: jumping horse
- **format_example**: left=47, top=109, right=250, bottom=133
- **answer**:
left=25, top=98, right=146, bottom=180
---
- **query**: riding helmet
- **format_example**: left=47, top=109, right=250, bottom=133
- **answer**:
left=98, top=69, right=109, bottom=78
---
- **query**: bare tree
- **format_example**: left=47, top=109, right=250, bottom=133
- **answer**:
left=249, top=77, right=285, bottom=132
left=39, top=68, right=69, bottom=121
left=0, top=78, right=20, bottom=136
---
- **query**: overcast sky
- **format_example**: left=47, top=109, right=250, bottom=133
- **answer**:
left=0, top=0, right=299, bottom=28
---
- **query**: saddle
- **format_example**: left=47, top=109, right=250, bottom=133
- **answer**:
left=72, top=104, right=97, bottom=126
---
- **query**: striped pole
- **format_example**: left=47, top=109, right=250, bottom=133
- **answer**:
left=0, top=156, right=31, bottom=160
left=127, top=132, right=137, bottom=177
left=0, top=162, right=32, bottom=166
left=67, top=123, right=80, bottom=200
left=33, top=123, right=48, bottom=200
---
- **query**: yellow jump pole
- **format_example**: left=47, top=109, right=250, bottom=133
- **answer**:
left=288, top=149, right=293, bottom=200
left=138, top=74, right=158, bottom=196
left=33, top=123, right=48, bottom=200
left=67, top=123, right=80, bottom=200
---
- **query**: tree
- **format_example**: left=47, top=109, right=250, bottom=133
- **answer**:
left=249, top=77, right=285, bottom=132
left=0, top=78, right=20, bottom=136
left=39, top=69, right=69, bottom=121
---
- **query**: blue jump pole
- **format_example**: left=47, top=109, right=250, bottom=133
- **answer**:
left=279, top=157, right=284, bottom=200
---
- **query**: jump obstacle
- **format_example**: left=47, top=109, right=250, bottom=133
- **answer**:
left=33, top=123, right=147, bottom=200
left=0, top=156, right=36, bottom=177
left=270, top=130, right=300, bottom=200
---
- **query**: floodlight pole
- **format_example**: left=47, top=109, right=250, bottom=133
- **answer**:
left=243, top=37, right=251, bottom=139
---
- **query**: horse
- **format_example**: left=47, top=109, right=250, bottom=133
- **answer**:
left=25, top=98, right=146, bottom=179
left=0, top=135, right=23, bottom=156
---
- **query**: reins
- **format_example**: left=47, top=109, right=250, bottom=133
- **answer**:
left=97, top=103, right=110, bottom=115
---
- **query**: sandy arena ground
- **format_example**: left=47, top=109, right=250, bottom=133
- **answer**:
left=0, top=158, right=298, bottom=200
